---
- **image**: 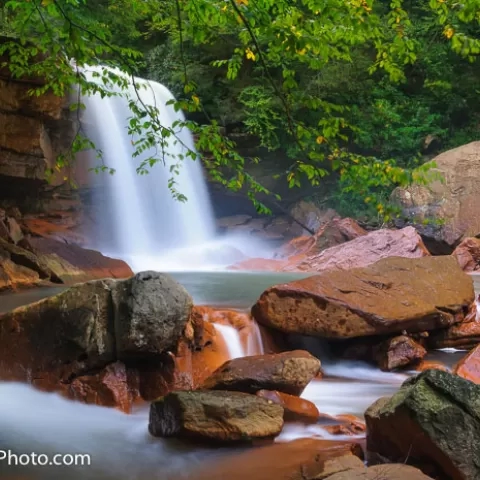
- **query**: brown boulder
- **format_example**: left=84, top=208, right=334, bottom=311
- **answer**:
left=256, top=389, right=320, bottom=424
left=453, top=237, right=480, bottom=272
left=252, top=256, right=473, bottom=339
left=454, top=344, right=480, bottom=383
left=148, top=390, right=284, bottom=442
left=374, top=335, right=427, bottom=371
left=293, top=226, right=430, bottom=272
left=189, top=438, right=364, bottom=480
left=0, top=279, right=116, bottom=383
left=393, top=141, right=480, bottom=252
left=201, top=350, right=321, bottom=396
left=365, top=369, right=480, bottom=480
left=68, top=361, right=133, bottom=413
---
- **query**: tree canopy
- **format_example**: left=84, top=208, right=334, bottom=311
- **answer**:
left=1, top=0, right=479, bottom=222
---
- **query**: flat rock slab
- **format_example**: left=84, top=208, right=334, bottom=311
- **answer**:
left=201, top=350, right=321, bottom=396
left=252, top=256, right=473, bottom=339
left=149, top=390, right=284, bottom=442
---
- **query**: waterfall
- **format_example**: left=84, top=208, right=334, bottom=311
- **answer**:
left=213, top=323, right=246, bottom=359
left=79, top=66, right=217, bottom=270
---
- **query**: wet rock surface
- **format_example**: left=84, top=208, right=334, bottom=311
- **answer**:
left=256, top=389, right=320, bottom=423
left=149, top=390, right=284, bottom=442
left=365, top=369, right=480, bottom=480
left=453, top=237, right=480, bottom=272
left=454, top=344, right=480, bottom=383
left=201, top=350, right=321, bottom=396
left=189, top=438, right=364, bottom=480
left=252, top=256, right=473, bottom=339
left=374, top=335, right=427, bottom=371
left=0, top=272, right=193, bottom=409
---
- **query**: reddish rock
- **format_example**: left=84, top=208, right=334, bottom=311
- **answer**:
left=428, top=319, right=480, bottom=349
left=453, top=237, right=480, bottom=272
left=190, top=438, right=364, bottom=480
left=69, top=362, right=132, bottom=413
left=201, top=350, right=321, bottom=396
left=252, top=256, right=473, bottom=339
left=294, top=226, right=430, bottom=272
left=29, top=237, right=133, bottom=281
left=374, top=335, right=427, bottom=371
left=314, top=412, right=367, bottom=437
left=149, top=390, right=284, bottom=442
left=276, top=217, right=367, bottom=259
left=454, top=344, right=480, bottom=383
left=231, top=226, right=429, bottom=273
left=0, top=248, right=40, bottom=291
left=415, top=360, right=450, bottom=373
left=256, top=389, right=320, bottom=424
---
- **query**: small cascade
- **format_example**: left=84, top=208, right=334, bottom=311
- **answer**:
left=246, top=320, right=265, bottom=356
left=213, top=323, right=245, bottom=359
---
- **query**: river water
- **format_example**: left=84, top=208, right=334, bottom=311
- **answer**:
left=0, top=271, right=475, bottom=479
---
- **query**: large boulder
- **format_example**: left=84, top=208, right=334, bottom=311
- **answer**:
left=112, top=271, right=193, bottom=359
left=293, top=226, right=430, bottom=272
left=148, top=390, right=284, bottom=442
left=252, top=256, right=473, bottom=339
left=201, top=350, right=321, bottom=396
left=0, top=279, right=116, bottom=382
left=393, top=141, right=480, bottom=253
left=365, top=369, right=480, bottom=479
left=231, top=226, right=429, bottom=273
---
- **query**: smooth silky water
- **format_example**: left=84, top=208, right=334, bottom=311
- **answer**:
left=0, top=271, right=473, bottom=479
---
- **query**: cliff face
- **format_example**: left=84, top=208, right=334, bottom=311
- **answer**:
left=0, top=50, right=133, bottom=291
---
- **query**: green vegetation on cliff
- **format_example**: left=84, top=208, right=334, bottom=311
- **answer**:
left=1, top=0, right=479, bottom=222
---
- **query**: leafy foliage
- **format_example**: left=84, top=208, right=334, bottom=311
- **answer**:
left=1, top=0, right=479, bottom=220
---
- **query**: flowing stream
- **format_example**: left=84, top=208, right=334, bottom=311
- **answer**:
left=0, top=271, right=470, bottom=479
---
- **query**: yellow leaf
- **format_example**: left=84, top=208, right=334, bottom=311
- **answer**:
left=221, top=5, right=227, bottom=11
left=237, top=0, right=248, bottom=5
left=192, top=95, right=200, bottom=106
left=444, top=27, right=454, bottom=39
left=316, top=135, right=325, bottom=144
left=245, top=48, right=256, bottom=61
left=297, top=48, right=307, bottom=55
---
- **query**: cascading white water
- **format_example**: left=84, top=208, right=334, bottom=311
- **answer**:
left=213, top=323, right=246, bottom=359
left=80, top=66, right=217, bottom=269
